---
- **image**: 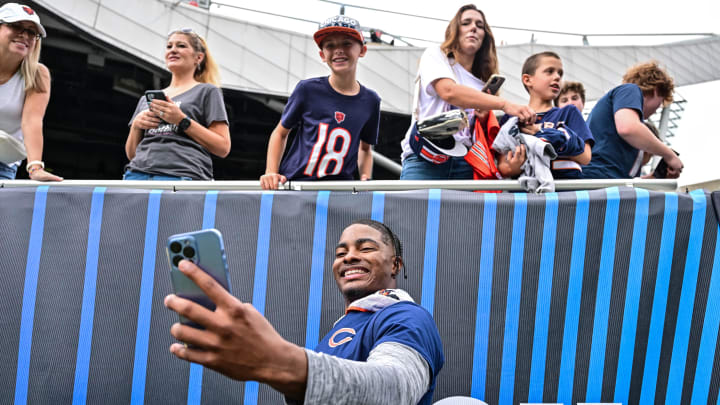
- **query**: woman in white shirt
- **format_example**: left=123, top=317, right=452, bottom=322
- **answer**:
left=0, top=3, right=61, bottom=181
left=399, top=4, right=534, bottom=180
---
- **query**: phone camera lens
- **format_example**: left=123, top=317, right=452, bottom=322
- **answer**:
left=172, top=255, right=183, bottom=267
left=183, top=246, right=195, bottom=259
left=170, top=241, right=182, bottom=253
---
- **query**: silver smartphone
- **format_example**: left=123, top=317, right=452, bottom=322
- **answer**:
left=166, top=229, right=231, bottom=328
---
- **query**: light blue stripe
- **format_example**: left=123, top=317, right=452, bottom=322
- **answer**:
left=666, top=190, right=707, bottom=404
left=557, top=190, right=589, bottom=403
left=639, top=193, right=678, bottom=404
left=498, top=194, right=527, bottom=404
left=528, top=193, right=558, bottom=402
left=130, top=190, right=163, bottom=405
left=72, top=187, right=106, bottom=405
left=14, top=186, right=49, bottom=405
left=613, top=189, right=649, bottom=403
left=187, top=190, right=219, bottom=405
left=586, top=187, right=620, bottom=401
left=471, top=194, right=497, bottom=399
left=371, top=191, right=385, bottom=222
left=691, top=225, right=720, bottom=404
left=243, top=191, right=274, bottom=405
left=304, top=191, right=330, bottom=348
left=420, top=189, right=442, bottom=313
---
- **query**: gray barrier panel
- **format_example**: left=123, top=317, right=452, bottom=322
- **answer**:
left=1, top=186, right=718, bottom=405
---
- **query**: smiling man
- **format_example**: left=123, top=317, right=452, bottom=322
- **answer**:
left=164, top=219, right=444, bottom=404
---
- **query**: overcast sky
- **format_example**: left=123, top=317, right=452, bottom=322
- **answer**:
left=213, top=0, right=719, bottom=186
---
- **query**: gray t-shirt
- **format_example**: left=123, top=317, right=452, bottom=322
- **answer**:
left=126, top=83, right=229, bottom=180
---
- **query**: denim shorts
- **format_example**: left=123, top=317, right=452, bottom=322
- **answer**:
left=123, top=169, right=192, bottom=181
left=400, top=154, right=473, bottom=180
left=0, top=162, right=19, bottom=180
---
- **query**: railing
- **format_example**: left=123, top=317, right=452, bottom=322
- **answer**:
left=0, top=178, right=678, bottom=191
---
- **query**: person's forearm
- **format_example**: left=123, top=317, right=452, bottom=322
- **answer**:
left=358, top=147, right=373, bottom=180
left=618, top=121, right=675, bottom=160
left=265, top=127, right=289, bottom=174
left=435, top=80, right=505, bottom=111
left=125, top=127, right=143, bottom=160
left=184, top=121, right=231, bottom=158
left=22, top=121, right=44, bottom=162
left=293, top=342, right=429, bottom=405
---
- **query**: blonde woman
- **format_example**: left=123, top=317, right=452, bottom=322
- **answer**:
left=124, top=28, right=230, bottom=180
left=0, top=3, right=61, bottom=181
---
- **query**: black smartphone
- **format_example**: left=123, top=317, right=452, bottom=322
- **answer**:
left=653, top=149, right=680, bottom=179
left=144, top=90, right=167, bottom=103
left=166, top=229, right=231, bottom=328
left=482, top=74, right=506, bottom=95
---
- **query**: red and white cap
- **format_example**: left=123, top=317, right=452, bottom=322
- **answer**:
left=0, top=3, right=46, bottom=38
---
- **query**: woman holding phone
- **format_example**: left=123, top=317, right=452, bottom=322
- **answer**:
left=0, top=3, right=61, bottom=181
left=399, top=4, right=535, bottom=180
left=124, top=28, right=230, bottom=180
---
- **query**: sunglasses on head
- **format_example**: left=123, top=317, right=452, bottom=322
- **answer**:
left=168, top=27, right=199, bottom=38
left=2, top=21, right=41, bottom=40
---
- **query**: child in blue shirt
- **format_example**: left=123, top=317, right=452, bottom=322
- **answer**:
left=498, top=52, right=593, bottom=179
left=582, top=61, right=683, bottom=179
left=260, top=15, right=380, bottom=189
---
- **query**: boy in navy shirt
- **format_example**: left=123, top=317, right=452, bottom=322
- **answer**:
left=260, top=15, right=381, bottom=189
left=498, top=52, right=593, bottom=179
left=583, top=61, right=683, bottom=179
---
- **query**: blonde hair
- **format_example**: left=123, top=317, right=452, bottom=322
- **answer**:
left=622, top=60, right=674, bottom=105
left=440, top=4, right=498, bottom=82
left=170, top=31, right=221, bottom=86
left=20, top=38, right=47, bottom=93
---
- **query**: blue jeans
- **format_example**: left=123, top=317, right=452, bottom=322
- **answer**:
left=400, top=154, right=473, bottom=180
left=0, top=162, right=19, bottom=179
left=123, top=169, right=192, bottom=181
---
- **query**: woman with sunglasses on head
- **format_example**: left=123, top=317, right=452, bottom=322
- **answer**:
left=399, top=4, right=535, bottom=180
left=0, top=3, right=61, bottom=181
left=124, top=28, right=230, bottom=180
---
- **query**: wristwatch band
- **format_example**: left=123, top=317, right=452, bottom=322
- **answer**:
left=178, top=116, right=191, bottom=131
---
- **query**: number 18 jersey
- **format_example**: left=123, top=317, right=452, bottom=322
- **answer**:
left=279, top=76, right=381, bottom=181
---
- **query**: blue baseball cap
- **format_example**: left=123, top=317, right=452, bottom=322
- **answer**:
left=314, top=15, right=364, bottom=48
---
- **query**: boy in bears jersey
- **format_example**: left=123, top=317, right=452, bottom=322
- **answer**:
left=260, top=15, right=381, bottom=189
left=498, top=52, right=594, bottom=179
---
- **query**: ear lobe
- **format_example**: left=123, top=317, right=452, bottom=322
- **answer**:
left=522, top=74, right=532, bottom=87
left=359, top=45, right=368, bottom=57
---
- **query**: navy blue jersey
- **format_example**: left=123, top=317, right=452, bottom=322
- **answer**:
left=499, top=105, right=593, bottom=179
left=279, top=77, right=381, bottom=181
left=583, top=83, right=644, bottom=179
left=315, top=302, right=444, bottom=405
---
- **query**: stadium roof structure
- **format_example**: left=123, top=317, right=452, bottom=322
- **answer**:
left=35, top=0, right=720, bottom=115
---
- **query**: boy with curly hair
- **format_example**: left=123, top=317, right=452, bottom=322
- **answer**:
left=582, top=61, right=683, bottom=179
left=555, top=81, right=586, bottom=113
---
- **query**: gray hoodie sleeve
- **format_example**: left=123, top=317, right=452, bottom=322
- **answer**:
left=285, top=342, right=430, bottom=405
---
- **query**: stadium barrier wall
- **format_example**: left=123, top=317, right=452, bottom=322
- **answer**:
left=1, top=185, right=719, bottom=405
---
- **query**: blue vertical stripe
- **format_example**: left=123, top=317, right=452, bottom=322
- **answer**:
left=557, top=190, right=589, bottom=403
left=243, top=192, right=274, bottom=405
left=639, top=192, right=678, bottom=403
left=371, top=191, right=385, bottom=222
left=130, top=190, right=163, bottom=405
left=613, top=189, right=649, bottom=403
left=304, top=191, right=330, bottom=348
left=14, top=186, right=49, bottom=405
left=691, top=225, right=720, bottom=404
left=498, top=194, right=527, bottom=405
left=186, top=191, right=219, bottom=405
left=666, top=190, right=707, bottom=404
left=420, top=189, right=442, bottom=313
left=528, top=193, right=558, bottom=402
left=586, top=187, right=620, bottom=401
left=72, top=187, right=106, bottom=405
left=471, top=194, right=497, bottom=399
